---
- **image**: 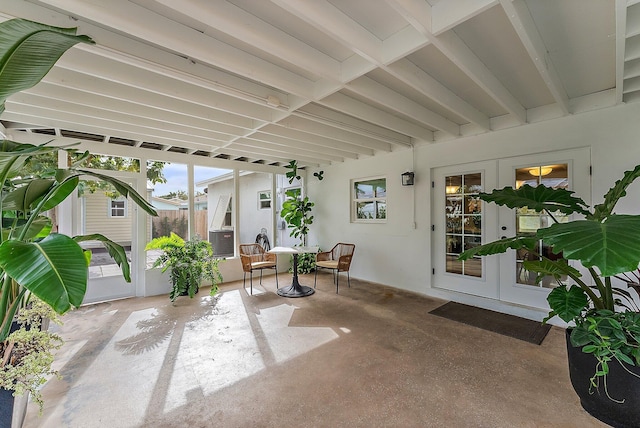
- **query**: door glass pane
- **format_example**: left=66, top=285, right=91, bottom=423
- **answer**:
left=445, top=173, right=482, bottom=278
left=514, top=164, right=569, bottom=287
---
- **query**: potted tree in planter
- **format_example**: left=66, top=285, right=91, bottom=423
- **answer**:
left=280, top=188, right=316, bottom=273
left=459, top=165, right=640, bottom=427
left=145, top=233, right=223, bottom=302
left=0, top=18, right=159, bottom=425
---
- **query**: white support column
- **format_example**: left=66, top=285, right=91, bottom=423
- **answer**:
left=188, top=162, right=195, bottom=239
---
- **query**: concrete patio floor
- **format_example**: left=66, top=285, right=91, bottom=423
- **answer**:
left=24, top=273, right=606, bottom=427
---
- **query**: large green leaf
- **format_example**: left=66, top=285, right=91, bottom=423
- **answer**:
left=537, top=215, right=640, bottom=276
left=0, top=19, right=94, bottom=112
left=40, top=176, right=78, bottom=211
left=0, top=234, right=87, bottom=313
left=593, top=164, right=640, bottom=221
left=522, top=258, right=582, bottom=280
left=1, top=178, right=53, bottom=211
left=479, top=184, right=590, bottom=216
left=74, top=234, right=131, bottom=282
left=458, top=236, right=537, bottom=260
left=546, top=285, right=588, bottom=323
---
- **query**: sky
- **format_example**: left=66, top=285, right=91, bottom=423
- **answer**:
left=147, top=163, right=230, bottom=197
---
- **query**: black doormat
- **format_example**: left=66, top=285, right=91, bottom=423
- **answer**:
left=429, top=302, right=551, bottom=345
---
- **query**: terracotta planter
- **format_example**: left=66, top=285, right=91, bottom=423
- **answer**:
left=566, top=329, right=640, bottom=427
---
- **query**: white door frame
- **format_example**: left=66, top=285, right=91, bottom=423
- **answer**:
left=432, top=147, right=591, bottom=311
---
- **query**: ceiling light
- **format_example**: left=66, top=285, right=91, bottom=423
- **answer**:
left=528, top=166, right=553, bottom=176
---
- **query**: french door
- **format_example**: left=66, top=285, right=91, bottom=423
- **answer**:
left=432, top=148, right=591, bottom=310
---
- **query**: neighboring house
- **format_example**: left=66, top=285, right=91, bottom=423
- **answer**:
left=80, top=191, right=134, bottom=247
left=150, top=196, right=185, bottom=210
left=197, top=170, right=290, bottom=253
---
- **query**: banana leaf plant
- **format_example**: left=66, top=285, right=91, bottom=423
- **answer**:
left=0, top=18, right=158, bottom=342
left=459, top=165, right=640, bottom=390
left=0, top=141, right=158, bottom=340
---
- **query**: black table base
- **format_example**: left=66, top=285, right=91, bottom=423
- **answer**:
left=277, top=253, right=315, bottom=298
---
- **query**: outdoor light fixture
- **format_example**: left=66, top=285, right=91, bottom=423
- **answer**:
left=402, top=171, right=415, bottom=186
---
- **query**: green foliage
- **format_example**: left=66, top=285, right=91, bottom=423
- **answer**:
left=285, top=160, right=300, bottom=184
left=0, top=17, right=160, bottom=413
left=280, top=189, right=314, bottom=245
left=570, top=310, right=640, bottom=402
left=459, top=165, right=640, bottom=400
left=0, top=19, right=94, bottom=114
left=145, top=233, right=223, bottom=302
left=0, top=300, right=63, bottom=414
left=293, top=252, right=317, bottom=274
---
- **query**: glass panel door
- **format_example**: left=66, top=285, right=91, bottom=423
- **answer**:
left=498, top=148, right=591, bottom=309
left=445, top=173, right=483, bottom=278
left=432, top=161, right=498, bottom=299
left=515, top=164, right=569, bottom=288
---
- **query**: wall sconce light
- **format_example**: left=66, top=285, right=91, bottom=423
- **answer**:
left=401, top=171, right=415, bottom=186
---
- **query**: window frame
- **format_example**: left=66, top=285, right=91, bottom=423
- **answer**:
left=108, top=198, right=127, bottom=218
left=258, top=190, right=272, bottom=210
left=351, top=176, right=387, bottom=223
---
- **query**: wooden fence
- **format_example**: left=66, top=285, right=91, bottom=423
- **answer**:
left=151, top=210, right=208, bottom=240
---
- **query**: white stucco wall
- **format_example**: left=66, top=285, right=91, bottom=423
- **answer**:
left=308, top=102, right=640, bottom=317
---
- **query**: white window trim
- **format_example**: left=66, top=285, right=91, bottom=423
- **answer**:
left=108, top=198, right=128, bottom=218
left=258, top=190, right=272, bottom=210
left=351, top=176, right=387, bottom=223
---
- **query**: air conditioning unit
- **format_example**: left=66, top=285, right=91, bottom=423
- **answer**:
left=209, top=230, right=234, bottom=257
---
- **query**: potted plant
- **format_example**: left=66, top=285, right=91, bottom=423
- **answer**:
left=145, top=233, right=223, bottom=302
left=280, top=188, right=316, bottom=273
left=0, top=18, right=159, bottom=425
left=459, top=165, right=640, bottom=427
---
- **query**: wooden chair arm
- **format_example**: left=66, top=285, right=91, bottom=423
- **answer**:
left=337, top=255, right=352, bottom=271
left=240, top=254, right=253, bottom=272
left=264, top=252, right=277, bottom=263
left=316, top=251, right=331, bottom=262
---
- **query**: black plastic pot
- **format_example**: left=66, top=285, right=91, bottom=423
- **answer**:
left=566, top=329, right=640, bottom=427
left=0, top=387, right=28, bottom=428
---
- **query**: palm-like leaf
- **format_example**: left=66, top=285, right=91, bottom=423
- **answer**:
left=0, top=234, right=87, bottom=313
left=0, top=19, right=94, bottom=113
left=458, top=236, right=537, bottom=260
left=593, top=164, right=640, bottom=221
left=537, top=215, right=640, bottom=277
left=479, top=184, right=590, bottom=216
left=74, top=234, right=131, bottom=281
left=522, top=258, right=582, bottom=280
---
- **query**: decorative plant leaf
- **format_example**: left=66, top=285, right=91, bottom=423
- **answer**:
left=0, top=234, right=87, bottom=313
left=522, top=258, right=581, bottom=280
left=546, top=285, right=588, bottom=323
left=593, top=164, right=640, bottom=221
left=537, top=215, right=640, bottom=277
left=479, top=184, right=590, bottom=216
left=74, top=169, right=158, bottom=216
left=458, top=236, right=537, bottom=260
left=0, top=19, right=94, bottom=113
left=1, top=178, right=53, bottom=211
left=74, top=233, right=131, bottom=282
left=40, top=176, right=79, bottom=211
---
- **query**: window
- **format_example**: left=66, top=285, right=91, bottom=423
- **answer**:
left=109, top=199, right=127, bottom=217
left=352, top=177, right=386, bottom=222
left=444, top=173, right=482, bottom=277
left=258, top=190, right=271, bottom=209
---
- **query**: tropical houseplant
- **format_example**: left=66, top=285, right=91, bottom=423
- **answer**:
left=145, top=233, right=223, bottom=302
left=280, top=188, right=316, bottom=273
left=0, top=17, right=159, bottom=422
left=280, top=160, right=320, bottom=273
left=459, top=165, right=640, bottom=427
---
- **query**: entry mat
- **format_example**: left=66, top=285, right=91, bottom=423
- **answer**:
left=429, top=302, right=551, bottom=345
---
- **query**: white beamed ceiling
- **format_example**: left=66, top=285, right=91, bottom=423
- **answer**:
left=0, top=0, right=629, bottom=167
